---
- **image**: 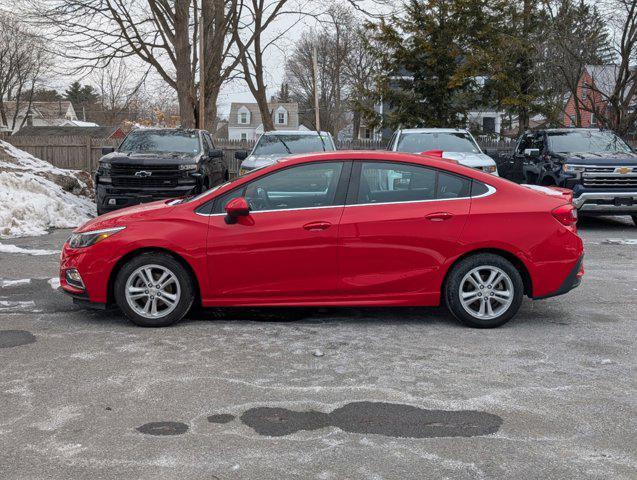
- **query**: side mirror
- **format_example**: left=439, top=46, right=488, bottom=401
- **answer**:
left=235, top=150, right=248, bottom=161
left=524, top=148, right=540, bottom=158
left=209, top=149, right=224, bottom=159
left=101, top=146, right=115, bottom=155
left=224, top=197, right=250, bottom=224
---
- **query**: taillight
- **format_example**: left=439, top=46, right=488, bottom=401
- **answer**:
left=552, top=203, right=578, bottom=227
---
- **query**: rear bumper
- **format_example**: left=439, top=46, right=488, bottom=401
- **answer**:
left=572, top=191, right=637, bottom=214
left=532, top=255, right=584, bottom=300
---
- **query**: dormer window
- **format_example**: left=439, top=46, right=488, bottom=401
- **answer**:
left=275, top=106, right=288, bottom=125
left=238, top=106, right=250, bottom=125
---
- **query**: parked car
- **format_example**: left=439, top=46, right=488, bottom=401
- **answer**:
left=388, top=128, right=499, bottom=175
left=497, top=128, right=637, bottom=225
left=95, top=128, right=228, bottom=215
left=235, top=130, right=336, bottom=175
left=60, top=151, right=583, bottom=329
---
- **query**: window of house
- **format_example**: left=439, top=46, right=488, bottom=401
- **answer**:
left=240, top=112, right=248, bottom=124
left=590, top=112, right=596, bottom=126
left=364, top=128, right=372, bottom=139
left=240, top=133, right=247, bottom=141
left=277, top=112, right=286, bottom=124
left=582, top=82, right=589, bottom=100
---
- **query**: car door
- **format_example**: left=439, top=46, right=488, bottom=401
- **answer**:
left=204, top=133, right=225, bottom=184
left=204, top=161, right=350, bottom=303
left=337, top=161, right=471, bottom=302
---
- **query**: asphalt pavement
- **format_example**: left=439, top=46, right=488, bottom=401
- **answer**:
left=0, top=217, right=636, bottom=479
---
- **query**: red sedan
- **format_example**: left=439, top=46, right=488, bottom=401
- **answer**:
left=60, top=151, right=583, bottom=328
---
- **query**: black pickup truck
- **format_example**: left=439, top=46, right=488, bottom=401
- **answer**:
left=497, top=128, right=637, bottom=225
left=95, top=128, right=228, bottom=215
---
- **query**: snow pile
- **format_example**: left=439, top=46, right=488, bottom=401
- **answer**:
left=0, top=140, right=95, bottom=238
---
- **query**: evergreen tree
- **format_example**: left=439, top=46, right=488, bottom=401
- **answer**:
left=64, top=81, right=99, bottom=119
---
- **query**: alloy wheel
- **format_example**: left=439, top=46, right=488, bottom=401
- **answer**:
left=459, top=266, right=514, bottom=320
left=124, top=264, right=181, bottom=319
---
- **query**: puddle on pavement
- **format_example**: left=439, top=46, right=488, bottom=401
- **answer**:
left=136, top=421, right=189, bottom=436
left=207, top=414, right=235, bottom=424
left=239, top=401, right=502, bottom=438
left=0, top=330, right=36, bottom=348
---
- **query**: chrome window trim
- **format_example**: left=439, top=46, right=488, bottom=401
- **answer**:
left=195, top=184, right=496, bottom=216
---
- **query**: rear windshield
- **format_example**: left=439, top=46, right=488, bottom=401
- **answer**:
left=547, top=130, right=632, bottom=153
left=119, top=130, right=201, bottom=155
left=253, top=134, right=334, bottom=155
left=396, top=132, right=480, bottom=153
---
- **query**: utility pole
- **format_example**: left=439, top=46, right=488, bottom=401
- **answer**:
left=312, top=45, right=320, bottom=132
left=198, top=12, right=205, bottom=130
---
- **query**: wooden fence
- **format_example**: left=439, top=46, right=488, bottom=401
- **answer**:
left=12, top=134, right=637, bottom=175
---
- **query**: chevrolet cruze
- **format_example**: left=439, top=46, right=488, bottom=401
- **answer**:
left=60, top=151, right=584, bottom=328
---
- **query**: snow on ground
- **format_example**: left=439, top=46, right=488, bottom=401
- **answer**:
left=0, top=242, right=58, bottom=256
left=0, top=140, right=95, bottom=238
left=0, top=278, right=31, bottom=287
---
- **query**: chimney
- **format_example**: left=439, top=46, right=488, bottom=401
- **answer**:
left=26, top=108, right=34, bottom=127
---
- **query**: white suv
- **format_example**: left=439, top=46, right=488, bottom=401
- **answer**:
left=388, top=128, right=499, bottom=175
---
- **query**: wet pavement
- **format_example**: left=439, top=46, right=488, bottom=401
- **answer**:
left=0, top=217, right=636, bottom=479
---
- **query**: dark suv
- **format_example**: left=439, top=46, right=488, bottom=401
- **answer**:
left=499, top=128, right=637, bottom=224
left=95, top=128, right=228, bottom=215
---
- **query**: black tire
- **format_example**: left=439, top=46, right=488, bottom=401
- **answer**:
left=114, top=252, right=194, bottom=327
left=632, top=215, right=637, bottom=227
left=444, top=253, right=524, bottom=328
left=97, top=206, right=106, bottom=216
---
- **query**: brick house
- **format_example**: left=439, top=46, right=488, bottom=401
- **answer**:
left=563, top=65, right=635, bottom=128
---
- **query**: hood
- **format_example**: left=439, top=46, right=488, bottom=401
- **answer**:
left=75, top=200, right=174, bottom=233
left=557, top=151, right=637, bottom=166
left=241, top=154, right=289, bottom=170
left=100, top=151, right=199, bottom=165
left=441, top=151, right=496, bottom=168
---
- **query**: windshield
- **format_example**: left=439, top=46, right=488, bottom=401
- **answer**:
left=396, top=132, right=480, bottom=153
left=119, top=130, right=201, bottom=155
left=547, top=130, right=632, bottom=153
left=252, top=134, right=333, bottom=155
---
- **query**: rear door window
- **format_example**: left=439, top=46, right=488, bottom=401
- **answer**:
left=356, top=162, right=436, bottom=204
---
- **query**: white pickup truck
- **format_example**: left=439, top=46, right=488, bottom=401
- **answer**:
left=388, top=128, right=499, bottom=175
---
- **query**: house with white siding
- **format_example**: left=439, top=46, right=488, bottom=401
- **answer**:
left=228, top=102, right=300, bottom=141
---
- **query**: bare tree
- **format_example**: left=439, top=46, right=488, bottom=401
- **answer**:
left=92, top=59, right=148, bottom=125
left=0, top=13, right=51, bottom=131
left=286, top=6, right=374, bottom=136
left=234, top=0, right=305, bottom=131
left=24, top=0, right=249, bottom=131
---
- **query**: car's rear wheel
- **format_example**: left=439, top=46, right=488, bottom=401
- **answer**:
left=114, top=253, right=194, bottom=327
left=444, top=253, right=524, bottom=328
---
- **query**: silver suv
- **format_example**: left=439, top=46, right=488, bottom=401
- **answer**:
left=235, top=130, right=336, bottom=175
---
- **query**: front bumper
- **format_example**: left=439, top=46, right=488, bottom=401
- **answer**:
left=572, top=191, right=637, bottom=214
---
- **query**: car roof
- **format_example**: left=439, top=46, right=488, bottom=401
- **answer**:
left=130, top=127, right=202, bottom=134
left=260, top=130, right=331, bottom=136
left=398, top=128, right=470, bottom=134
left=536, top=128, right=603, bottom=133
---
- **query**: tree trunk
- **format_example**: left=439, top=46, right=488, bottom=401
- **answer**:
left=174, top=0, right=196, bottom=128
left=352, top=109, right=361, bottom=139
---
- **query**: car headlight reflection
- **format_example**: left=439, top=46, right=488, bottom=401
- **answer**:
left=68, top=226, right=126, bottom=249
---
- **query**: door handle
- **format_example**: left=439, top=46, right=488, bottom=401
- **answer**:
left=425, top=212, right=454, bottom=221
left=303, top=221, right=332, bottom=231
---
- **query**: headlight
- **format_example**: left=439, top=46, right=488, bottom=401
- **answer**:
left=68, top=226, right=125, bottom=249
left=97, top=162, right=111, bottom=173
left=562, top=164, right=585, bottom=173
left=178, top=164, right=198, bottom=171
left=482, top=165, right=497, bottom=174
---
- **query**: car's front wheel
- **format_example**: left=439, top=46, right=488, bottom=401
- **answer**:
left=444, top=253, right=524, bottom=328
left=114, top=252, right=194, bottom=327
